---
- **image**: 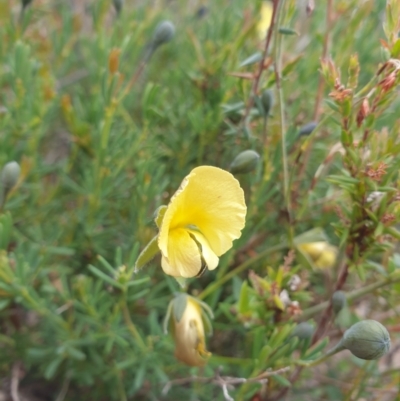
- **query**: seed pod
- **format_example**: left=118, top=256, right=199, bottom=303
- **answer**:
left=341, top=320, right=390, bottom=360
left=230, top=150, right=260, bottom=174
left=260, top=89, right=274, bottom=116
left=332, top=290, right=347, bottom=314
left=298, top=121, right=317, bottom=137
left=291, top=322, right=314, bottom=340
left=153, top=21, right=175, bottom=48
left=1, top=161, right=21, bottom=198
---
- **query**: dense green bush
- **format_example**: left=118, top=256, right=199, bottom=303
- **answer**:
left=0, top=0, right=400, bottom=400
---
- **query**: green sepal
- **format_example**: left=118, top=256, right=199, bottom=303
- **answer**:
left=172, top=293, right=188, bottom=323
left=134, top=235, right=159, bottom=272
left=294, top=228, right=328, bottom=245
left=154, top=205, right=167, bottom=228
left=174, top=277, right=187, bottom=288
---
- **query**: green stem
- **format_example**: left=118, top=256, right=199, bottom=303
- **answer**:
left=299, top=270, right=400, bottom=320
left=296, top=340, right=344, bottom=367
left=198, top=243, right=287, bottom=300
left=273, top=1, right=293, bottom=246
left=121, top=298, right=147, bottom=351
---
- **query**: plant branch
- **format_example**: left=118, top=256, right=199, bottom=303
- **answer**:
left=241, top=0, right=281, bottom=126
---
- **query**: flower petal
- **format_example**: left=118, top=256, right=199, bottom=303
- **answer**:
left=159, top=166, right=246, bottom=258
left=188, top=230, right=219, bottom=271
left=161, top=228, right=202, bottom=278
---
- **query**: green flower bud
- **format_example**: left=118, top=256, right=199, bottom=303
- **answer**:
left=153, top=21, right=175, bottom=48
left=113, top=0, right=124, bottom=14
left=341, top=320, right=390, bottom=360
left=230, top=150, right=260, bottom=174
left=291, top=322, right=314, bottom=340
left=332, top=290, right=347, bottom=314
left=260, top=89, right=274, bottom=116
left=1, top=161, right=21, bottom=199
left=22, top=0, right=33, bottom=9
left=298, top=121, right=317, bottom=137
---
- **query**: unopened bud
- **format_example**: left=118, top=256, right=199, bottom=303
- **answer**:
left=230, top=150, right=260, bottom=174
left=298, top=121, right=317, bottom=137
left=291, top=322, right=314, bottom=340
left=113, top=0, right=124, bottom=14
left=153, top=21, right=175, bottom=48
left=1, top=161, right=21, bottom=200
left=260, top=89, right=274, bottom=116
left=332, top=290, right=346, bottom=314
left=356, top=98, right=370, bottom=127
left=22, top=0, right=33, bottom=9
left=341, top=320, right=390, bottom=360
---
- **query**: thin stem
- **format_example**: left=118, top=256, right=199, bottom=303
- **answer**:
left=241, top=0, right=281, bottom=126
left=198, top=243, right=287, bottom=300
left=273, top=0, right=293, bottom=245
left=298, top=270, right=400, bottom=321
left=121, top=299, right=147, bottom=351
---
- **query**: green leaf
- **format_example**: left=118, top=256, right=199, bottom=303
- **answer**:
left=44, top=357, right=63, bottom=380
left=134, top=235, right=159, bottom=272
left=273, top=374, right=291, bottom=387
left=88, top=265, right=123, bottom=289
left=278, top=27, right=298, bottom=35
left=238, top=281, right=249, bottom=314
left=239, top=52, right=262, bottom=67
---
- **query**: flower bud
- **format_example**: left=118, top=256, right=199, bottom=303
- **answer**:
left=230, top=150, right=260, bottom=174
left=152, top=21, right=175, bottom=48
left=291, top=322, right=314, bottom=340
left=297, top=241, right=337, bottom=269
left=164, top=294, right=213, bottom=367
left=113, top=0, right=124, bottom=14
left=22, top=0, right=33, bottom=9
left=298, top=121, right=317, bottom=137
left=260, top=89, right=274, bottom=116
left=1, top=161, right=21, bottom=201
left=341, top=320, right=390, bottom=360
left=332, top=290, right=347, bottom=314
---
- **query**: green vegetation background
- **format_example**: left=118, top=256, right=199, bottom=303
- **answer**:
left=0, top=0, right=399, bottom=400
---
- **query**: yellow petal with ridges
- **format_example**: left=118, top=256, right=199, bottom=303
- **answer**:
left=189, top=230, right=219, bottom=271
left=161, top=228, right=202, bottom=278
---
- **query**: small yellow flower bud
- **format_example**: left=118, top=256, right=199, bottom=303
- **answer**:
left=165, top=294, right=213, bottom=367
left=297, top=241, right=337, bottom=269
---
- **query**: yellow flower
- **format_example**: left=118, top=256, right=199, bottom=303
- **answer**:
left=297, top=241, right=337, bottom=269
left=257, top=1, right=273, bottom=40
left=158, top=166, right=246, bottom=278
left=165, top=294, right=213, bottom=367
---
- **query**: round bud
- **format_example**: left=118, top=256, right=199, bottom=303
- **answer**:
left=153, top=21, right=175, bottom=48
left=1, top=161, right=21, bottom=193
left=291, top=322, right=314, bottom=340
left=230, top=150, right=260, bottom=174
left=332, top=290, right=347, bottom=314
left=260, top=89, right=274, bottom=116
left=341, top=320, right=390, bottom=360
left=298, top=121, right=317, bottom=137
